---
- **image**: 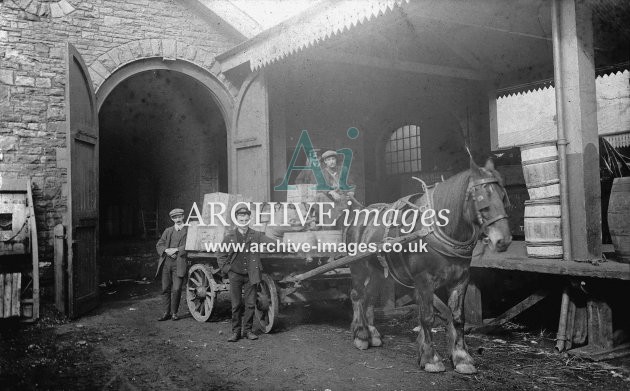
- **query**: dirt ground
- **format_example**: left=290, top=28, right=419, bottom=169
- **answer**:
left=1, top=281, right=630, bottom=391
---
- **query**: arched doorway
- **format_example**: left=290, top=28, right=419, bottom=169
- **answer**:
left=96, top=63, right=230, bottom=276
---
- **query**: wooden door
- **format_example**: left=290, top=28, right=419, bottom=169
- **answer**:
left=232, top=71, right=271, bottom=201
left=66, top=43, right=99, bottom=318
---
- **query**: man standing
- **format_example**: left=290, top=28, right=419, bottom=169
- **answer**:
left=155, top=208, right=188, bottom=321
left=218, top=206, right=274, bottom=342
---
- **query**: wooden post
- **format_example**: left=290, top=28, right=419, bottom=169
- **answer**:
left=464, top=279, right=483, bottom=326
left=586, top=298, right=613, bottom=350
left=3, top=273, right=11, bottom=318
left=553, top=0, right=601, bottom=262
left=553, top=0, right=617, bottom=359
left=54, top=224, right=66, bottom=314
left=12, top=273, right=20, bottom=317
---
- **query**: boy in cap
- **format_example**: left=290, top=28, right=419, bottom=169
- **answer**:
left=155, top=208, right=188, bottom=321
left=315, top=150, right=358, bottom=224
left=218, top=205, right=275, bottom=341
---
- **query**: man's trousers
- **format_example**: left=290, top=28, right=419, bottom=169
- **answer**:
left=161, top=257, right=183, bottom=315
left=228, top=271, right=257, bottom=334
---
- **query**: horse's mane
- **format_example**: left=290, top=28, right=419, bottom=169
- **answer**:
left=430, top=168, right=479, bottom=242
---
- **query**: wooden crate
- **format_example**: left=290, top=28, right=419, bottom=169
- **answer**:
left=287, top=184, right=318, bottom=203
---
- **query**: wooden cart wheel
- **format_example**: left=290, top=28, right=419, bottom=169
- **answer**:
left=255, top=273, right=279, bottom=333
left=186, top=264, right=217, bottom=322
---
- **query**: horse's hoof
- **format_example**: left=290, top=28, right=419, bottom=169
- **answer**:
left=455, top=363, right=477, bottom=374
left=423, top=362, right=446, bottom=373
left=354, top=338, right=369, bottom=350
left=370, top=337, right=382, bottom=347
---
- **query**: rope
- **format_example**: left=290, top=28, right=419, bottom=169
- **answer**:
left=1, top=218, right=28, bottom=243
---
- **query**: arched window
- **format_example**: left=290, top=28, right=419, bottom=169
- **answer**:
left=385, top=125, right=421, bottom=175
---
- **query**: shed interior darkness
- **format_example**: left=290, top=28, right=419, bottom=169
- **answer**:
left=99, top=70, right=227, bottom=241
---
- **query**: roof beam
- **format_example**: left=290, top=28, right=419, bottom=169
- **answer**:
left=406, top=0, right=552, bottom=42
left=308, top=49, right=489, bottom=81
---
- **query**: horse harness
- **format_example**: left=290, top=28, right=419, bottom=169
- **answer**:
left=374, top=176, right=509, bottom=288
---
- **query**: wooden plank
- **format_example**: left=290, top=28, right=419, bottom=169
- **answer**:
left=12, top=273, right=20, bottom=317
left=573, top=305, right=588, bottom=345
left=484, top=289, right=549, bottom=327
left=0, top=274, right=4, bottom=316
left=395, top=293, right=414, bottom=307
left=570, top=343, right=630, bottom=362
left=0, top=178, right=28, bottom=192
left=464, top=280, right=483, bottom=326
left=54, top=224, right=66, bottom=314
left=4, top=273, right=12, bottom=318
left=27, top=179, right=39, bottom=320
left=587, top=299, right=614, bottom=350
left=472, top=241, right=630, bottom=280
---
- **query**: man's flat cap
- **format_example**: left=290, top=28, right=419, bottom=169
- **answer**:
left=235, top=206, right=251, bottom=216
left=169, top=208, right=184, bottom=217
left=322, top=150, right=337, bottom=159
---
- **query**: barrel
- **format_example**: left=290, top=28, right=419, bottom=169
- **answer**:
left=520, top=142, right=560, bottom=199
left=608, top=177, right=630, bottom=263
left=524, top=197, right=563, bottom=259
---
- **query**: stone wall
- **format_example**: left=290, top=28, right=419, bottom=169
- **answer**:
left=0, top=0, right=239, bottom=289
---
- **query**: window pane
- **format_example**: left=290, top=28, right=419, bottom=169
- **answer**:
left=385, top=125, right=422, bottom=175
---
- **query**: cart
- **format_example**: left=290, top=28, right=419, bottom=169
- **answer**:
left=185, top=232, right=423, bottom=332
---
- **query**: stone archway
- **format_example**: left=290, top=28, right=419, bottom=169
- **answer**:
left=88, top=39, right=237, bottom=120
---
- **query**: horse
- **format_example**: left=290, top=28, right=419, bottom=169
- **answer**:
left=343, top=163, right=512, bottom=374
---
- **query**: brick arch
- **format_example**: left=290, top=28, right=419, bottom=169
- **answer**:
left=87, top=39, right=238, bottom=98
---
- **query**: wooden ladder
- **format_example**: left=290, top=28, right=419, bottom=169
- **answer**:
left=140, top=207, right=159, bottom=239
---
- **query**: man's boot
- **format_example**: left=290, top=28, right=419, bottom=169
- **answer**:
left=228, top=332, right=241, bottom=342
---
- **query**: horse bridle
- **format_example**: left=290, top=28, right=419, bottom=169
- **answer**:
left=466, top=177, right=509, bottom=231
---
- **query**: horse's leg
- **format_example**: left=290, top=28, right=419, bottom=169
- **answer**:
left=364, top=260, right=384, bottom=347
left=349, top=261, right=371, bottom=350
left=446, top=270, right=477, bottom=374
left=414, top=276, right=445, bottom=372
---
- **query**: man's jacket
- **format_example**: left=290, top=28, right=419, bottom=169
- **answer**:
left=155, top=226, right=188, bottom=279
left=217, top=228, right=274, bottom=284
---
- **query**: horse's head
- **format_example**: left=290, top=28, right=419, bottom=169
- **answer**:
left=467, top=165, right=512, bottom=252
